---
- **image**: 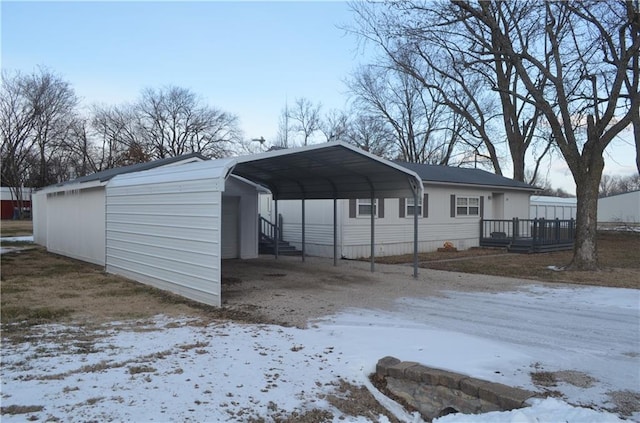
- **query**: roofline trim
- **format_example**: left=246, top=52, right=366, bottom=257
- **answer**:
left=424, top=180, right=539, bottom=192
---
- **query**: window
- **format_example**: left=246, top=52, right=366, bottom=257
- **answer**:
left=406, top=197, right=422, bottom=217
left=456, top=196, right=480, bottom=216
left=357, top=199, right=378, bottom=217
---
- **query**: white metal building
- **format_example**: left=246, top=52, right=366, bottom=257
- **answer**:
left=530, top=195, right=577, bottom=220
left=597, top=190, right=640, bottom=224
left=33, top=142, right=423, bottom=307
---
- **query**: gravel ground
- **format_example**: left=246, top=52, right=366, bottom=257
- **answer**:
left=221, top=255, right=537, bottom=328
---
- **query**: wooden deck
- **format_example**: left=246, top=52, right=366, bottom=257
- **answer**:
left=480, top=218, right=575, bottom=253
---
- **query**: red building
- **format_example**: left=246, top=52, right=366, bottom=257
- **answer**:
left=1, top=187, right=32, bottom=219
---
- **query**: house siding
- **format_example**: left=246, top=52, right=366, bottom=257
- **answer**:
left=267, top=184, right=532, bottom=259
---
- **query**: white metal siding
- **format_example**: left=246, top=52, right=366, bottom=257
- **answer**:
left=221, top=196, right=239, bottom=259
left=530, top=196, right=577, bottom=220
left=598, top=191, right=640, bottom=223
left=106, top=178, right=225, bottom=307
left=32, top=191, right=47, bottom=246
left=45, top=187, right=106, bottom=265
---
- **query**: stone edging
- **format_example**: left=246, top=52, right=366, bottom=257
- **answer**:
left=376, top=356, right=536, bottom=420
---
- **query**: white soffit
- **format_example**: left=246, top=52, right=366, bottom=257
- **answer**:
left=232, top=142, right=424, bottom=200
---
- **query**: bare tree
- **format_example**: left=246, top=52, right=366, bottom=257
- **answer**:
left=349, top=1, right=555, bottom=182
left=448, top=0, right=639, bottom=269
left=1, top=68, right=78, bottom=217
left=91, top=104, right=144, bottom=167
left=1, top=71, right=38, bottom=217
left=348, top=63, right=463, bottom=164
left=135, top=86, right=241, bottom=159
left=287, top=97, right=322, bottom=146
left=600, top=173, right=640, bottom=197
left=320, top=109, right=350, bottom=142
left=344, top=113, right=396, bottom=159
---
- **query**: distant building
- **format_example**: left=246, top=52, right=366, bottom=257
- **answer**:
left=598, top=190, right=640, bottom=225
left=0, top=187, right=33, bottom=219
left=530, top=195, right=577, bottom=220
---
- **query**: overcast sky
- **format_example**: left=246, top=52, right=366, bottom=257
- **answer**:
left=2, top=1, right=636, bottom=194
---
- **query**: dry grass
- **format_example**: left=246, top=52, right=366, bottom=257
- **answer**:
left=0, top=247, right=262, bottom=337
left=413, top=231, right=639, bottom=289
left=0, top=220, right=33, bottom=237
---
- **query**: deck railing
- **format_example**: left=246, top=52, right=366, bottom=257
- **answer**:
left=480, top=218, right=575, bottom=251
left=258, top=214, right=283, bottom=241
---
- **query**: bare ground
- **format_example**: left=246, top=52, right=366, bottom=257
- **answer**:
left=2, top=222, right=638, bottom=421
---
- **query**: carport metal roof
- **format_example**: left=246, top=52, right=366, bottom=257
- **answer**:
left=231, top=142, right=423, bottom=277
left=232, top=142, right=423, bottom=200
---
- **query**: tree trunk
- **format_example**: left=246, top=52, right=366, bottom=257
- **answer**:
left=634, top=113, right=640, bottom=175
left=568, top=155, right=604, bottom=271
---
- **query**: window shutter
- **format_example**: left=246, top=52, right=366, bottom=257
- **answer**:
left=378, top=198, right=384, bottom=218
left=480, top=196, right=484, bottom=218
left=399, top=198, right=405, bottom=218
left=450, top=195, right=456, bottom=217
left=349, top=199, right=356, bottom=218
left=423, top=193, right=429, bottom=218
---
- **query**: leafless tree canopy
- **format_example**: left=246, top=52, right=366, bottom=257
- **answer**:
left=349, top=0, right=639, bottom=269
left=348, top=0, right=559, bottom=182
left=1, top=74, right=243, bottom=196
left=135, top=86, right=241, bottom=159
left=348, top=63, right=465, bottom=165
left=1, top=68, right=78, bottom=216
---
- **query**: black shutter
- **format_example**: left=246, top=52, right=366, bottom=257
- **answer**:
left=349, top=199, right=356, bottom=218
left=378, top=198, right=384, bottom=218
left=399, top=198, right=405, bottom=218
left=423, top=193, right=429, bottom=218
left=450, top=195, right=456, bottom=217
left=480, top=196, right=484, bottom=218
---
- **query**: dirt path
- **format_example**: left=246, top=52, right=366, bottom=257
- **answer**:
left=221, top=255, right=541, bottom=328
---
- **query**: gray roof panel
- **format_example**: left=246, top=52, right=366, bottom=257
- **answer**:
left=55, top=153, right=208, bottom=187
left=396, top=161, right=538, bottom=191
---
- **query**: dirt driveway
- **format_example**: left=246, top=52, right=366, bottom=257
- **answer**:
left=221, top=255, right=538, bottom=328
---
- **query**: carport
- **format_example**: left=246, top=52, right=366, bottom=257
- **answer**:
left=231, top=142, right=424, bottom=276
left=34, top=142, right=423, bottom=308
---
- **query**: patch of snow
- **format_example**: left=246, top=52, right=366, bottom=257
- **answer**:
left=546, top=265, right=564, bottom=271
left=2, top=285, right=638, bottom=422
left=0, top=236, right=33, bottom=242
left=435, top=397, right=625, bottom=423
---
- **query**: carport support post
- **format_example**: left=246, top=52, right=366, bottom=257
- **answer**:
left=333, top=198, right=338, bottom=267
left=274, top=198, right=279, bottom=259
left=413, top=190, right=419, bottom=278
left=370, top=191, right=375, bottom=273
left=301, top=198, right=306, bottom=262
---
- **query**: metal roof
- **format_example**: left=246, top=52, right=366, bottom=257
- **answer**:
left=396, top=161, right=538, bottom=191
left=57, top=153, right=208, bottom=186
left=232, top=142, right=423, bottom=200
left=107, top=158, right=236, bottom=188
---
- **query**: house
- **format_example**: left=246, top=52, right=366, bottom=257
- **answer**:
left=530, top=195, right=577, bottom=220
left=598, top=190, right=640, bottom=225
left=265, top=163, right=538, bottom=259
left=0, top=186, right=33, bottom=219
left=32, top=142, right=424, bottom=306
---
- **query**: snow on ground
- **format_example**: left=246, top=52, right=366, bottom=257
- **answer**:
left=1, top=285, right=638, bottom=422
left=0, top=236, right=34, bottom=243
left=0, top=236, right=34, bottom=255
